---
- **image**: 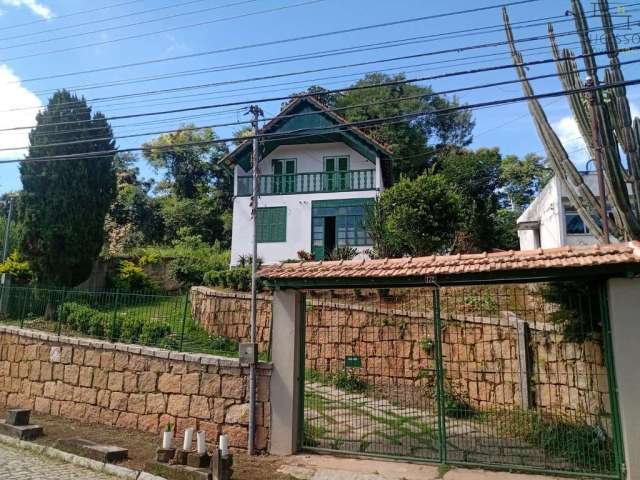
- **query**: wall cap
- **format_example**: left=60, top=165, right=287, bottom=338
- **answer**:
left=0, top=324, right=272, bottom=371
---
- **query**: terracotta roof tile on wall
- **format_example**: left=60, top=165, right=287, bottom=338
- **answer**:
left=259, top=242, right=640, bottom=282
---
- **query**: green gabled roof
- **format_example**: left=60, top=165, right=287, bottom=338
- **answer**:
left=219, top=97, right=393, bottom=172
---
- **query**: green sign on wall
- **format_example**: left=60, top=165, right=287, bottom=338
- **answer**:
left=345, top=355, right=362, bottom=368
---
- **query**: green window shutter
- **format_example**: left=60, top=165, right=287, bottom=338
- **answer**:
left=273, top=159, right=283, bottom=175
left=256, top=207, right=286, bottom=243
left=338, top=157, right=349, bottom=171
left=325, top=157, right=335, bottom=172
left=285, top=159, right=296, bottom=174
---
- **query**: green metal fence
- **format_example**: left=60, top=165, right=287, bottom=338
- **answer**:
left=300, top=282, right=625, bottom=478
left=0, top=285, right=239, bottom=357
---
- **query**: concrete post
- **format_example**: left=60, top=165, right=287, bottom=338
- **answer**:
left=607, top=278, right=640, bottom=479
left=269, top=289, right=304, bottom=455
left=515, top=319, right=532, bottom=410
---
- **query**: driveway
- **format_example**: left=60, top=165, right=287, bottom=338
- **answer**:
left=0, top=442, right=119, bottom=480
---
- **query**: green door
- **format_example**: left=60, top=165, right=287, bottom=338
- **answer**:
left=324, top=156, right=349, bottom=191
left=274, top=159, right=296, bottom=193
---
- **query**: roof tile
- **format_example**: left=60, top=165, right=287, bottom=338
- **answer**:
left=259, top=242, right=640, bottom=281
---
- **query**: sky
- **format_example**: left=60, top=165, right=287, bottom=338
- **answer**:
left=0, top=0, right=639, bottom=194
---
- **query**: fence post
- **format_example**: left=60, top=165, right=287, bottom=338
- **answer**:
left=433, top=288, right=447, bottom=464
left=179, top=292, right=189, bottom=352
left=516, top=319, right=532, bottom=410
left=112, top=291, right=120, bottom=331
left=19, top=287, right=28, bottom=328
left=56, top=288, right=65, bottom=336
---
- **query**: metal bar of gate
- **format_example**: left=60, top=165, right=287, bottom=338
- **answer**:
left=433, top=288, right=447, bottom=464
left=599, top=285, right=627, bottom=479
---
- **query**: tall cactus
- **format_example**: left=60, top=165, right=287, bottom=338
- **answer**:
left=503, top=0, right=640, bottom=241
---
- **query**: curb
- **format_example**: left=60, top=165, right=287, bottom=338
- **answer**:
left=0, top=433, right=166, bottom=480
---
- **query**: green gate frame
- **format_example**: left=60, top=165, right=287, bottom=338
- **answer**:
left=292, top=278, right=627, bottom=479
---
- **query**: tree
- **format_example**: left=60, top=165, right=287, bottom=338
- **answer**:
left=104, top=153, right=164, bottom=254
left=499, top=153, right=550, bottom=211
left=20, top=90, right=116, bottom=286
left=504, top=0, right=640, bottom=241
left=142, top=125, right=229, bottom=199
left=437, top=148, right=502, bottom=252
left=334, top=73, right=475, bottom=179
left=366, top=173, right=463, bottom=256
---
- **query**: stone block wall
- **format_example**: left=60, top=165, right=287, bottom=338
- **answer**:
left=191, top=287, right=272, bottom=353
left=0, top=325, right=271, bottom=451
left=190, top=287, right=609, bottom=419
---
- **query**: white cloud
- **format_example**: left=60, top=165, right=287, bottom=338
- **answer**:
left=0, top=64, right=42, bottom=159
left=1, top=0, right=52, bottom=19
left=554, top=116, right=589, bottom=168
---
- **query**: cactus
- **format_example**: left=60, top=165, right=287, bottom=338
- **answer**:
left=502, top=0, right=640, bottom=241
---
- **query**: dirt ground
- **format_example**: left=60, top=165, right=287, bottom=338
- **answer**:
left=0, top=408, right=294, bottom=480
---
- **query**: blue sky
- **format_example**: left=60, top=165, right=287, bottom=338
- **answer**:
left=0, top=0, right=638, bottom=194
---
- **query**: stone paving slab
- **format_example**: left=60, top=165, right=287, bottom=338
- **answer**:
left=280, top=454, right=567, bottom=480
left=0, top=441, right=121, bottom=480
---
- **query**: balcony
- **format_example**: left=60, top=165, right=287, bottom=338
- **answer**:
left=237, top=169, right=376, bottom=196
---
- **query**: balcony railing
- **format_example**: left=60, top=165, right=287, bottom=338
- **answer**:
left=237, top=169, right=376, bottom=196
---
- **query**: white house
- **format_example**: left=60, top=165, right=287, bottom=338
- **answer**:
left=220, top=97, right=393, bottom=265
left=517, top=171, right=603, bottom=250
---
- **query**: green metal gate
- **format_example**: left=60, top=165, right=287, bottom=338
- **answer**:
left=299, top=283, right=625, bottom=479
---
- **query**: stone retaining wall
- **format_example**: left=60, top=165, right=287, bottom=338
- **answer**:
left=190, top=287, right=609, bottom=419
left=0, top=325, right=271, bottom=451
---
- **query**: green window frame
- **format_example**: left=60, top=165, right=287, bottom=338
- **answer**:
left=256, top=206, right=287, bottom=243
left=273, top=158, right=297, bottom=193
left=324, top=155, right=350, bottom=191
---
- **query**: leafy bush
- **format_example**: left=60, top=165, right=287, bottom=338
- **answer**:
left=328, top=246, right=358, bottom=261
left=203, top=266, right=260, bottom=292
left=203, top=270, right=222, bottom=287
left=109, top=260, right=156, bottom=292
left=297, top=250, right=315, bottom=261
left=139, top=321, right=172, bottom=346
left=106, top=315, right=124, bottom=342
left=491, top=409, right=614, bottom=472
left=333, top=370, right=368, bottom=393
left=168, top=256, right=209, bottom=286
left=542, top=281, right=602, bottom=342
left=89, top=314, right=106, bottom=338
left=121, top=317, right=145, bottom=343
left=0, top=251, right=33, bottom=284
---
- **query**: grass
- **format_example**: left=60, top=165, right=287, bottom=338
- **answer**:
left=305, top=368, right=369, bottom=393
left=4, top=292, right=240, bottom=358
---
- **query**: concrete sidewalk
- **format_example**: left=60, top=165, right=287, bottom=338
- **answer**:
left=278, top=454, right=566, bottom=480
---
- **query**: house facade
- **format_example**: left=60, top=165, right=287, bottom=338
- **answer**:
left=517, top=172, right=602, bottom=250
left=221, top=98, right=393, bottom=265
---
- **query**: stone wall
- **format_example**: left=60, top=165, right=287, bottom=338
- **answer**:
left=0, top=325, right=271, bottom=451
left=190, top=287, right=609, bottom=419
left=190, top=287, right=272, bottom=353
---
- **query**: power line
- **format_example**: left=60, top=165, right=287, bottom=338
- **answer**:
left=0, top=0, right=146, bottom=32
left=11, top=10, right=637, bottom=106
left=4, top=41, right=639, bottom=134
left=2, top=0, right=544, bottom=81
left=4, top=75, right=640, bottom=165
left=0, top=0, right=240, bottom=42
left=0, top=0, right=263, bottom=50
left=0, top=0, right=329, bottom=63
left=10, top=55, right=640, bottom=152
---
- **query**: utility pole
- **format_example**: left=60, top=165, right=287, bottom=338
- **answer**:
left=248, top=104, right=263, bottom=455
left=1, top=197, right=13, bottom=265
left=585, top=76, right=610, bottom=243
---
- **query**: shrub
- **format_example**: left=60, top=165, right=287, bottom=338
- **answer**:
left=542, top=280, right=602, bottom=342
left=0, top=251, right=33, bottom=284
left=328, top=246, right=358, bottom=261
left=64, top=303, right=95, bottom=333
left=109, top=260, right=156, bottom=292
left=121, top=317, right=145, bottom=343
left=332, top=370, right=368, bottom=393
left=168, top=256, right=209, bottom=286
left=89, top=313, right=106, bottom=338
left=203, top=270, right=222, bottom=287
left=297, top=250, right=315, bottom=261
left=139, top=321, right=172, bottom=346
left=106, top=315, right=124, bottom=342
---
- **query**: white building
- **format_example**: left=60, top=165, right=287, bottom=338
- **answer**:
left=517, top=172, right=602, bottom=250
left=220, top=97, right=393, bottom=265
